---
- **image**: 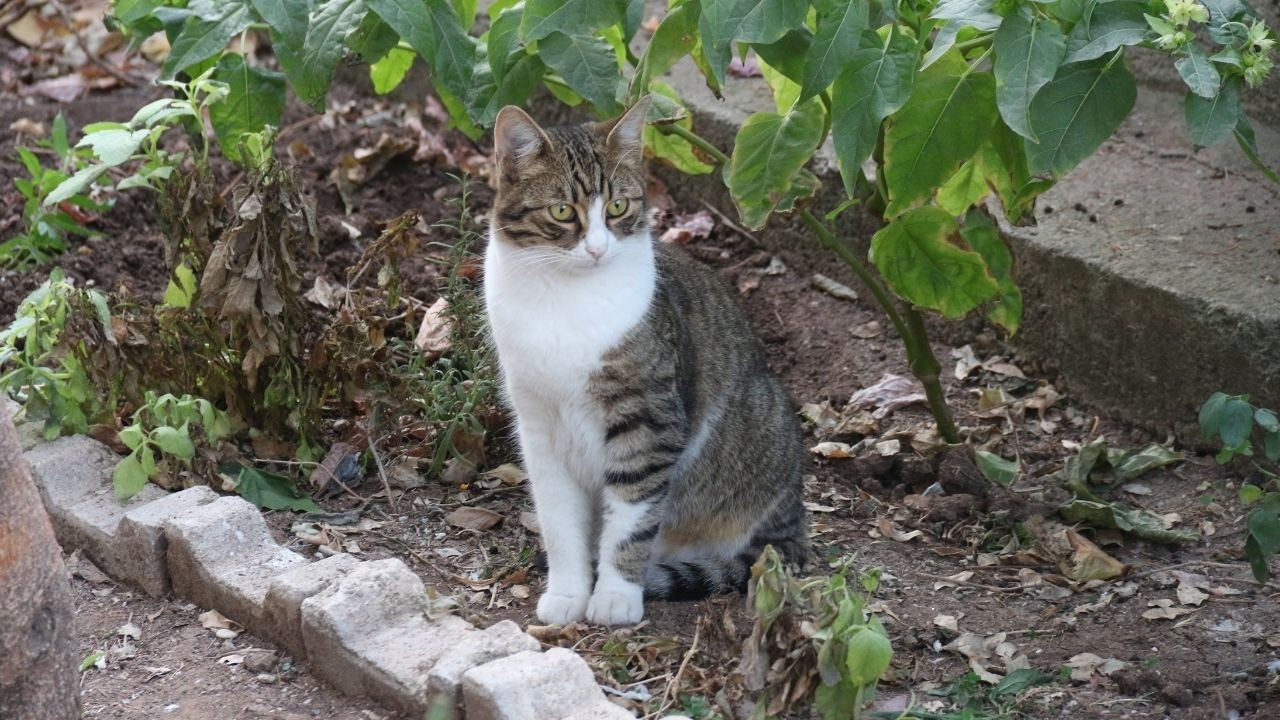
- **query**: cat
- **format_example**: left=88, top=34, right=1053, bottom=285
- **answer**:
left=483, top=97, right=808, bottom=626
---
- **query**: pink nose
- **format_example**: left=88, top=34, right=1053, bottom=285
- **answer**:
left=586, top=245, right=605, bottom=260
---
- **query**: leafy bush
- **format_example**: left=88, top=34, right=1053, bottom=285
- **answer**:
left=1199, top=392, right=1280, bottom=580
left=87, top=0, right=1276, bottom=443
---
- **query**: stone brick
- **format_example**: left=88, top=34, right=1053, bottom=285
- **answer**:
left=2, top=398, right=42, bottom=451
left=165, top=496, right=306, bottom=632
left=462, top=648, right=611, bottom=720
left=115, top=486, right=220, bottom=597
left=300, top=558, right=476, bottom=714
left=25, top=434, right=168, bottom=577
left=426, top=619, right=541, bottom=704
left=261, top=553, right=360, bottom=658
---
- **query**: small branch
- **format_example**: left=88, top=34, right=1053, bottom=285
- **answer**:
left=651, top=624, right=701, bottom=718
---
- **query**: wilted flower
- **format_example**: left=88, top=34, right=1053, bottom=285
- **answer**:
left=1246, top=20, right=1276, bottom=53
left=1166, top=0, right=1209, bottom=26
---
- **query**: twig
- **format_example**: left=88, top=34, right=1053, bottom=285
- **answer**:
left=699, top=200, right=759, bottom=244
left=912, top=571, right=1026, bottom=593
left=367, top=429, right=398, bottom=512
left=651, top=624, right=701, bottom=718
left=437, top=483, right=525, bottom=508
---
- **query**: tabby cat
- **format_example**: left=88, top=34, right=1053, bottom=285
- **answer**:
left=483, top=98, right=808, bottom=626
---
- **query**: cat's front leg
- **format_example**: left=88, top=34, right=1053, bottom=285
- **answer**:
left=520, top=421, right=594, bottom=625
left=587, top=471, right=669, bottom=626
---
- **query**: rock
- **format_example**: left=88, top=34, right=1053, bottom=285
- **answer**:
left=427, top=620, right=541, bottom=705
left=301, top=558, right=477, bottom=714
left=462, top=647, right=612, bottom=720
left=561, top=702, right=638, bottom=719
left=261, top=553, right=360, bottom=658
left=3, top=398, right=43, bottom=450
left=164, top=496, right=306, bottom=633
left=115, top=486, right=220, bottom=597
left=25, top=435, right=168, bottom=577
left=242, top=650, right=279, bottom=674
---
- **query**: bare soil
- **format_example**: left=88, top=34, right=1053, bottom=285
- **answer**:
left=4, top=32, right=1279, bottom=720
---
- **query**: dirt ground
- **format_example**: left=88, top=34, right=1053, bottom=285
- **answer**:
left=3, top=21, right=1280, bottom=720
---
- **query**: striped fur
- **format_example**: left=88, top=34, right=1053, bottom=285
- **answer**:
left=484, top=100, right=808, bottom=626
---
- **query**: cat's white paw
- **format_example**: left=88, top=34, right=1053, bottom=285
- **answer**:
left=536, top=592, right=589, bottom=625
left=586, top=587, right=644, bottom=626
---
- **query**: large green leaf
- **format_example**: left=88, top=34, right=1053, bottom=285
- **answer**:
left=930, top=0, right=1002, bottom=31
left=739, top=0, right=806, bottom=44
left=223, top=463, right=322, bottom=512
left=993, top=10, right=1066, bottom=142
left=250, top=0, right=314, bottom=80
left=367, top=0, right=476, bottom=102
left=646, top=83, right=714, bottom=174
left=799, top=0, right=869, bottom=102
left=520, top=0, right=625, bottom=41
left=884, top=62, right=996, bottom=216
left=727, top=100, right=825, bottom=230
left=485, top=5, right=523, bottom=82
left=289, top=0, right=368, bottom=109
left=1185, top=76, right=1240, bottom=148
left=1026, top=51, right=1135, bottom=177
left=209, top=54, right=286, bottom=164
left=635, top=2, right=697, bottom=91
left=163, top=0, right=254, bottom=76
left=113, top=453, right=150, bottom=501
left=346, top=9, right=399, bottom=62
left=960, top=208, right=1023, bottom=333
left=698, top=0, right=754, bottom=87
left=1062, top=2, right=1146, bottom=64
left=869, top=206, right=999, bottom=317
left=538, top=32, right=621, bottom=113
left=830, top=31, right=916, bottom=195
left=936, top=158, right=989, bottom=215
left=469, top=53, right=546, bottom=127
left=370, top=45, right=416, bottom=94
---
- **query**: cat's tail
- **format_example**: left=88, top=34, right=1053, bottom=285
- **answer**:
left=644, top=503, right=808, bottom=601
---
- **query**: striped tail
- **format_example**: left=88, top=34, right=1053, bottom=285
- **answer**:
left=644, top=519, right=808, bottom=601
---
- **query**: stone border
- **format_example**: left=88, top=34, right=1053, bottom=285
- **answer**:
left=15, top=419, right=666, bottom=720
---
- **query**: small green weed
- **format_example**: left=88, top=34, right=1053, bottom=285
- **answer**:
left=114, top=392, right=232, bottom=500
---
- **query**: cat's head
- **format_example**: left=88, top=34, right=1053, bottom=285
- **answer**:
left=490, top=98, right=652, bottom=270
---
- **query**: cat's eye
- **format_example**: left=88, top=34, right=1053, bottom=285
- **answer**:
left=549, top=203, right=575, bottom=221
left=606, top=198, right=630, bottom=218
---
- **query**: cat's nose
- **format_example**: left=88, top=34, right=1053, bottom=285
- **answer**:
left=586, top=244, right=605, bottom=261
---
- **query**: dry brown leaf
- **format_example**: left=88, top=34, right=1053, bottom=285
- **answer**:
left=851, top=320, right=882, bottom=339
left=952, top=345, right=981, bottom=380
left=933, top=614, right=959, bottom=632
left=810, top=441, right=854, bottom=458
left=5, top=11, right=46, bottom=47
left=932, top=571, right=974, bottom=590
left=1062, top=529, right=1125, bottom=581
left=480, top=463, right=527, bottom=486
left=1141, top=598, right=1196, bottom=620
left=800, top=401, right=839, bottom=431
left=1065, top=652, right=1127, bottom=681
left=414, top=297, right=452, bottom=360
left=304, top=275, right=344, bottom=309
left=811, top=273, right=859, bottom=302
left=199, top=609, right=238, bottom=631
left=446, top=506, right=504, bottom=531
left=850, top=373, right=927, bottom=420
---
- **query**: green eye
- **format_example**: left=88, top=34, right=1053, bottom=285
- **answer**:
left=606, top=198, right=630, bottom=217
left=549, top=203, right=575, bottom=221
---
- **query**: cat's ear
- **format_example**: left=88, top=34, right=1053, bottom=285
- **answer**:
left=494, top=106, right=550, bottom=176
left=605, top=96, right=651, bottom=166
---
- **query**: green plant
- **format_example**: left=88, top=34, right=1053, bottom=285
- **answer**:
left=102, top=0, right=1278, bottom=446
left=1199, top=392, right=1280, bottom=581
left=745, top=547, right=893, bottom=719
left=0, top=269, right=112, bottom=438
left=114, top=391, right=233, bottom=499
left=4, top=115, right=105, bottom=269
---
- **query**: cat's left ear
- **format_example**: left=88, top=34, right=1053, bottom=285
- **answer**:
left=605, top=96, right=651, bottom=166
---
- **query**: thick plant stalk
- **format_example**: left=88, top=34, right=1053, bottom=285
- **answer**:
left=662, top=124, right=962, bottom=444
left=0, top=405, right=81, bottom=720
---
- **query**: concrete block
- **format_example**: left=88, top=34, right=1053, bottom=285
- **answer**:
left=2, top=397, right=42, bottom=451
left=262, top=553, right=361, bottom=659
left=165, top=496, right=306, bottom=632
left=462, top=648, right=610, bottom=720
left=426, top=619, right=541, bottom=704
left=301, top=558, right=476, bottom=714
left=115, top=486, right=220, bottom=597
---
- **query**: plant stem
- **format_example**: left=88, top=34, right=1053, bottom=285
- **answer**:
left=660, top=123, right=962, bottom=444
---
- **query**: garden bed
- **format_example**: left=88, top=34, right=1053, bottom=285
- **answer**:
left=3, top=34, right=1280, bottom=720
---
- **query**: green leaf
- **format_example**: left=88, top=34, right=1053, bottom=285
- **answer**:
left=759, top=54, right=801, bottom=113
left=520, top=0, right=624, bottom=41
left=884, top=62, right=996, bottom=216
left=1220, top=396, right=1255, bottom=448
left=993, top=10, right=1067, bottom=142
left=869, top=206, right=999, bottom=317
left=370, top=45, right=415, bottom=94
left=1062, top=2, right=1146, bottom=64
left=1266, top=432, right=1280, bottom=461
left=991, top=668, right=1054, bottom=700
left=936, top=158, right=989, bottom=216
left=468, top=53, right=546, bottom=127
left=844, top=628, right=893, bottom=686
left=1245, top=503, right=1280, bottom=581
left=1108, top=443, right=1183, bottom=481
left=250, top=0, right=314, bottom=79
left=829, top=31, right=916, bottom=196
left=1175, top=44, right=1221, bottom=99
left=113, top=453, right=150, bottom=501
left=537, top=32, right=621, bottom=113
left=346, top=8, right=399, bottom=62
left=1199, top=392, right=1230, bottom=437
left=209, top=53, right=285, bottom=164
left=78, top=128, right=151, bottom=166
left=726, top=100, right=825, bottom=230
left=697, top=0, right=752, bottom=88
left=119, top=425, right=145, bottom=451
left=163, top=0, right=254, bottom=76
left=1240, top=483, right=1265, bottom=504
left=163, top=261, right=198, bottom=308
left=976, top=449, right=1019, bottom=486
left=960, top=208, right=1023, bottom=333
left=931, top=0, right=1002, bottom=31
left=223, top=462, right=322, bottom=512
left=367, top=0, right=477, bottom=103
left=485, top=5, right=523, bottom=82
left=1185, top=76, right=1241, bottom=148
left=292, top=0, right=368, bottom=110
left=451, top=0, right=477, bottom=29
left=739, top=0, right=807, bottom=44
left=1026, top=51, right=1136, bottom=177
left=152, top=425, right=195, bottom=460
left=1233, top=116, right=1280, bottom=183
left=44, top=165, right=110, bottom=207
left=1059, top=498, right=1198, bottom=543
left=79, top=651, right=105, bottom=672
left=645, top=82, right=714, bottom=174
left=799, top=0, right=869, bottom=102
left=634, top=2, right=697, bottom=92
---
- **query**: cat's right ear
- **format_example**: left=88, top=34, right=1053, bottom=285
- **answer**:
left=494, top=106, right=550, bottom=177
